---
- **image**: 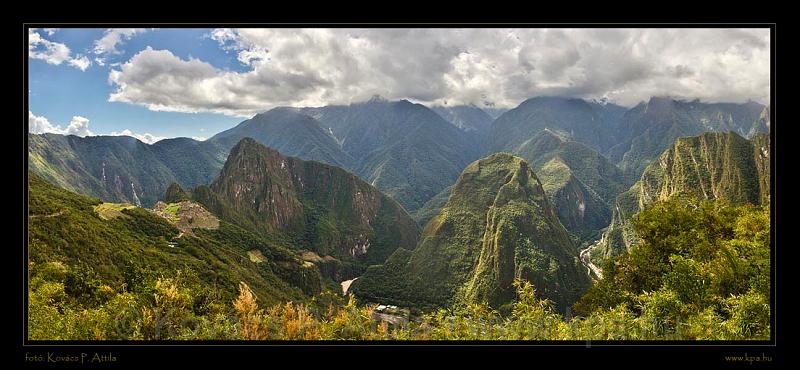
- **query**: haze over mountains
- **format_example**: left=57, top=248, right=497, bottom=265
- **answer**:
left=26, top=27, right=774, bottom=342
left=27, top=92, right=772, bottom=322
left=28, top=95, right=770, bottom=247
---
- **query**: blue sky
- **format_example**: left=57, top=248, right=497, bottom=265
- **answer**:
left=28, top=28, right=770, bottom=144
left=29, top=28, right=245, bottom=142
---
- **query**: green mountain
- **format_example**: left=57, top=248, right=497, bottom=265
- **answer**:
left=27, top=171, right=322, bottom=309
left=598, top=131, right=771, bottom=260
left=430, top=104, right=494, bottom=134
left=300, top=98, right=483, bottom=212
left=186, top=138, right=421, bottom=279
left=511, top=130, right=627, bottom=239
left=489, top=96, right=627, bottom=155
left=205, top=97, right=482, bottom=213
left=150, top=137, right=227, bottom=187
left=414, top=130, right=626, bottom=240
left=207, top=108, right=353, bottom=169
left=351, top=153, right=590, bottom=312
left=29, top=97, right=481, bottom=221
left=411, top=185, right=453, bottom=228
left=514, top=129, right=627, bottom=204
left=609, top=97, right=769, bottom=181
left=28, top=133, right=225, bottom=208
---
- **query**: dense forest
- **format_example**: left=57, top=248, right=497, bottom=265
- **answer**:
left=27, top=96, right=771, bottom=342
left=29, top=193, right=769, bottom=340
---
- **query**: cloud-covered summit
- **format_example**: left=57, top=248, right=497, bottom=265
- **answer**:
left=106, top=28, right=770, bottom=117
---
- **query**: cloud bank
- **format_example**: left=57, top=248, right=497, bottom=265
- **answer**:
left=29, top=111, right=93, bottom=136
left=106, top=28, right=771, bottom=117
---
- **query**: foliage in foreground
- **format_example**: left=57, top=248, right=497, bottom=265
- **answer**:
left=574, top=197, right=770, bottom=340
left=29, top=276, right=768, bottom=341
left=28, top=183, right=770, bottom=340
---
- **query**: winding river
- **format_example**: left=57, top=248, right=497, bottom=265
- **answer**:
left=580, top=231, right=605, bottom=281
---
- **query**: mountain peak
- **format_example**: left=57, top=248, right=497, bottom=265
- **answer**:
left=206, top=138, right=421, bottom=265
left=647, top=95, right=677, bottom=105
left=353, top=152, right=590, bottom=312
left=164, top=182, right=189, bottom=203
left=230, top=136, right=262, bottom=152
left=368, top=94, right=388, bottom=103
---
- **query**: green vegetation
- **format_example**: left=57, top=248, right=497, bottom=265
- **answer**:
left=599, top=131, right=771, bottom=260
left=210, top=101, right=482, bottom=213
left=27, top=95, right=772, bottom=341
left=164, top=182, right=190, bottom=203
left=352, top=153, right=590, bottom=313
left=536, top=157, right=612, bottom=241
left=162, top=203, right=181, bottom=221
left=31, top=268, right=768, bottom=340
left=186, top=138, right=420, bottom=279
left=93, top=202, right=136, bottom=220
left=208, top=108, right=354, bottom=170
left=574, top=197, right=770, bottom=340
left=411, top=185, right=452, bottom=228
left=300, top=99, right=482, bottom=212
left=609, top=98, right=768, bottom=181
left=489, top=96, right=626, bottom=156
left=28, top=133, right=224, bottom=208
left=27, top=169, right=770, bottom=341
left=28, top=170, right=322, bottom=340
left=443, top=129, right=626, bottom=241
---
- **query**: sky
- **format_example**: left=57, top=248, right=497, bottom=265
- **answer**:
left=28, top=28, right=771, bottom=144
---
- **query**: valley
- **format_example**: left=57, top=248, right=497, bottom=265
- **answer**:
left=579, top=230, right=605, bottom=281
left=27, top=94, right=772, bottom=341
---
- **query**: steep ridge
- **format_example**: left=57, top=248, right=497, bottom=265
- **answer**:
left=27, top=171, right=321, bottom=305
left=28, top=133, right=226, bottom=208
left=609, top=97, right=769, bottom=181
left=490, top=96, right=627, bottom=155
left=188, top=138, right=421, bottom=273
left=416, top=130, right=624, bottom=240
left=208, top=108, right=353, bottom=169
left=430, top=104, right=494, bottom=134
left=598, top=131, right=771, bottom=260
left=351, top=153, right=590, bottom=312
left=300, top=98, right=483, bottom=212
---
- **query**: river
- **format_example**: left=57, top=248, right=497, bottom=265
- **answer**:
left=580, top=230, right=605, bottom=281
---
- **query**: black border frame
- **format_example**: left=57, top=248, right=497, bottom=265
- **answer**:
left=18, top=22, right=780, bottom=367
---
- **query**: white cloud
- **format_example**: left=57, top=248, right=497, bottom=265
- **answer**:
left=29, top=111, right=94, bottom=137
left=191, top=136, right=207, bottom=141
left=28, top=30, right=71, bottom=65
left=29, top=111, right=61, bottom=134
left=94, top=28, right=147, bottom=55
left=28, top=29, right=92, bottom=71
left=65, top=116, right=92, bottom=136
left=43, top=28, right=58, bottom=36
left=108, top=28, right=771, bottom=116
left=109, top=129, right=165, bottom=144
left=68, top=55, right=92, bottom=71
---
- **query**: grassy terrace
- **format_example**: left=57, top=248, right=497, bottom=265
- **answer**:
left=93, top=202, right=136, bottom=220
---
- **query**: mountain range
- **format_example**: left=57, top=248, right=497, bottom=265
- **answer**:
left=351, top=153, right=591, bottom=312
left=27, top=94, right=771, bottom=314
left=28, top=170, right=321, bottom=307
left=28, top=133, right=225, bottom=208
left=597, top=131, right=771, bottom=260
left=28, top=96, right=769, bottom=226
